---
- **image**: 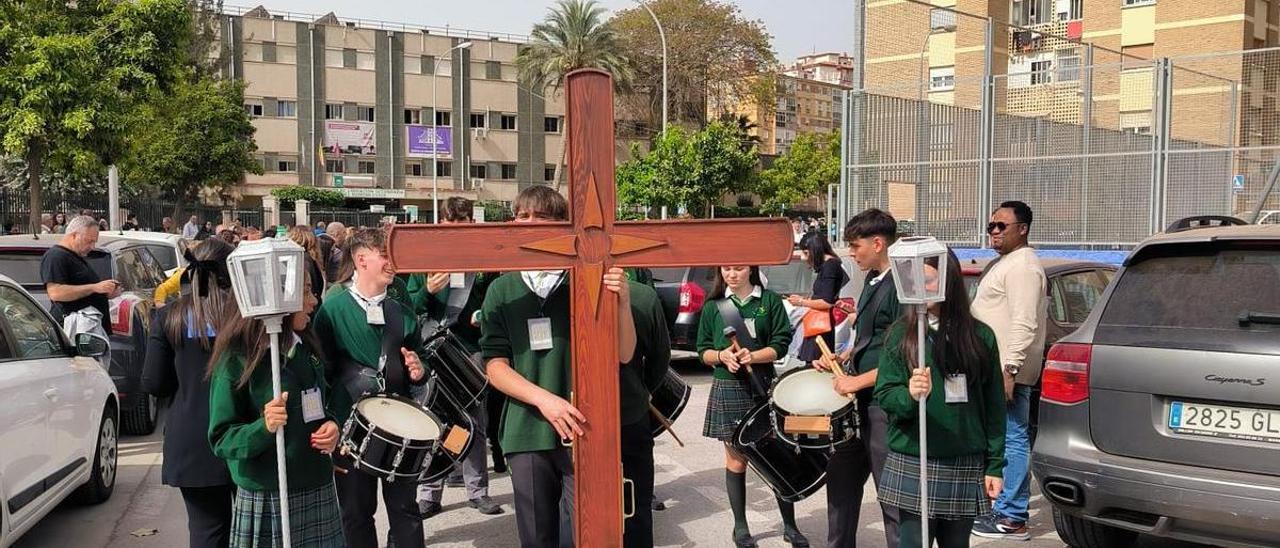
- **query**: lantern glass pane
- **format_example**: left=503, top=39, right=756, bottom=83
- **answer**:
left=241, top=257, right=270, bottom=309
left=895, top=258, right=921, bottom=299
left=278, top=255, right=298, bottom=304
left=924, top=260, right=942, bottom=300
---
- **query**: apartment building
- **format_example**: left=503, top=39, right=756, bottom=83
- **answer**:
left=784, top=52, right=857, bottom=87
left=220, top=6, right=578, bottom=214
left=715, top=73, right=847, bottom=156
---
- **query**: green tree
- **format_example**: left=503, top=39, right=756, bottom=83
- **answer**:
left=617, top=121, right=756, bottom=216
left=0, top=0, right=191, bottom=232
left=757, top=132, right=840, bottom=215
left=517, top=0, right=633, bottom=189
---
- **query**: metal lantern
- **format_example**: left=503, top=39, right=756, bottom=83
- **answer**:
left=888, top=236, right=949, bottom=304
left=226, top=238, right=306, bottom=320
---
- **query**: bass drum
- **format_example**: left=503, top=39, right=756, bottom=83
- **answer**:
left=649, top=369, right=692, bottom=439
left=423, top=330, right=489, bottom=410
left=417, top=380, right=478, bottom=484
left=731, top=402, right=830, bottom=503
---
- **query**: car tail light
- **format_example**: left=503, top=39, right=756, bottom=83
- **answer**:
left=677, top=281, right=705, bottom=315
left=1042, top=343, right=1092, bottom=405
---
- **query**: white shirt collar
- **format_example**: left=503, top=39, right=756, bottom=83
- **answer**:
left=348, top=276, right=387, bottom=307
left=869, top=268, right=890, bottom=286
left=724, top=285, right=763, bottom=301
left=521, top=270, right=566, bottom=299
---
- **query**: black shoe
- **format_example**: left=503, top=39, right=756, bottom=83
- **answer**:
left=415, top=500, right=442, bottom=520
left=445, top=475, right=464, bottom=488
left=469, top=496, right=504, bottom=515
left=492, top=457, right=508, bottom=474
left=732, top=531, right=757, bottom=548
left=651, top=499, right=666, bottom=511
left=783, top=526, right=810, bottom=547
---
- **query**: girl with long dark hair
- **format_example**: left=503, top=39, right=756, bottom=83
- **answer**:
left=142, top=238, right=237, bottom=548
left=874, top=250, right=1006, bottom=548
left=790, top=233, right=849, bottom=365
left=696, top=265, right=806, bottom=547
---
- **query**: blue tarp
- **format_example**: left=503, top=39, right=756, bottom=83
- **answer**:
left=952, top=248, right=1129, bottom=266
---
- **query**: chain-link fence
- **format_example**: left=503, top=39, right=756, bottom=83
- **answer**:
left=840, top=0, right=1279, bottom=247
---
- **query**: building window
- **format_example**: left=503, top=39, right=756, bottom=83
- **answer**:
left=342, top=48, right=357, bottom=69
left=325, top=159, right=344, bottom=173
left=277, top=160, right=298, bottom=172
left=1062, top=0, right=1083, bottom=20
left=1012, top=0, right=1052, bottom=25
left=325, top=48, right=343, bottom=68
left=929, top=66, right=955, bottom=91
left=1030, top=60, right=1053, bottom=85
left=469, top=113, right=487, bottom=128
left=545, top=165, right=556, bottom=182
left=435, top=110, right=452, bottom=127
left=357, top=106, right=375, bottom=122
left=486, top=60, right=502, bottom=80
left=407, top=162, right=423, bottom=177
left=245, top=103, right=263, bottom=117
left=325, top=103, right=343, bottom=120
left=357, top=160, right=376, bottom=174
left=544, top=117, right=561, bottom=133
left=1123, top=0, right=1155, bottom=7
left=501, top=164, right=517, bottom=180
left=929, top=8, right=956, bottom=32
left=436, top=160, right=452, bottom=177
left=1056, top=51, right=1081, bottom=82
left=276, top=100, right=297, bottom=118
left=470, top=164, right=487, bottom=179
left=404, top=109, right=422, bottom=125
left=500, top=114, right=518, bottom=130
left=262, top=42, right=277, bottom=63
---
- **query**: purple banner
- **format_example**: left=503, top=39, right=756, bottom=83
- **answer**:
left=406, top=125, right=452, bottom=157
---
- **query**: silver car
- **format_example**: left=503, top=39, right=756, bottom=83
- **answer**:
left=1032, top=218, right=1280, bottom=548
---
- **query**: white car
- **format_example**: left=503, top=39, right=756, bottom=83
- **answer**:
left=0, top=275, right=119, bottom=547
left=97, top=231, right=189, bottom=278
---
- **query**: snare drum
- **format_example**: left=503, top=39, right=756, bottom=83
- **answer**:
left=649, top=369, right=692, bottom=439
left=769, top=367, right=859, bottom=449
left=423, top=330, right=488, bottom=409
left=341, top=393, right=443, bottom=482
left=732, top=402, right=830, bottom=503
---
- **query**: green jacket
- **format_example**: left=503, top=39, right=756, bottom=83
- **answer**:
left=695, top=288, right=793, bottom=381
left=873, top=320, right=1007, bottom=476
left=622, top=281, right=671, bottom=427
left=852, top=272, right=902, bottom=375
left=207, top=343, right=336, bottom=491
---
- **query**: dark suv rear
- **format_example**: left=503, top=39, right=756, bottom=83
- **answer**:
left=1032, top=220, right=1280, bottom=547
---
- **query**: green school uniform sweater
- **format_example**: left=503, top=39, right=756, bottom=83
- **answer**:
left=873, top=321, right=1007, bottom=476
left=622, top=281, right=671, bottom=427
left=312, top=286, right=427, bottom=425
left=480, top=272, right=571, bottom=455
left=207, top=343, right=336, bottom=491
left=695, top=288, right=793, bottom=381
left=400, top=273, right=432, bottom=316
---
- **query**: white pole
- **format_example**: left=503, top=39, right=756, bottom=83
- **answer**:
left=432, top=60, right=440, bottom=224
left=917, top=305, right=929, bottom=548
left=635, top=0, right=667, bottom=134
left=107, top=165, right=120, bottom=230
left=264, top=315, right=291, bottom=547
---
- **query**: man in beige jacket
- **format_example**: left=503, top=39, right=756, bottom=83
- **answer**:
left=970, top=200, right=1047, bottom=541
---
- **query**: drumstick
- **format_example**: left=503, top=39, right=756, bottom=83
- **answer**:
left=648, top=403, right=685, bottom=447
left=815, top=338, right=844, bottom=377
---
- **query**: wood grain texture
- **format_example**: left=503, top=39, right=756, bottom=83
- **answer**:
left=388, top=223, right=575, bottom=272
left=611, top=219, right=794, bottom=268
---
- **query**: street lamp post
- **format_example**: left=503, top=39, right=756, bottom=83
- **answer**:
left=432, top=41, right=473, bottom=224
left=635, top=0, right=667, bottom=134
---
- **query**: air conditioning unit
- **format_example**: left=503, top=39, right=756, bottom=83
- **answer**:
left=470, top=178, right=485, bottom=190
left=471, top=127, right=489, bottom=140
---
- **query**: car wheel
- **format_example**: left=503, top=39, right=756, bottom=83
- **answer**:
left=1052, top=507, right=1137, bottom=548
left=121, top=393, right=158, bottom=435
left=73, top=403, right=118, bottom=504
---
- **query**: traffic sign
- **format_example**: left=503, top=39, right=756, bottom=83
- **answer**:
left=334, top=174, right=344, bottom=188
left=1233, top=174, right=1245, bottom=193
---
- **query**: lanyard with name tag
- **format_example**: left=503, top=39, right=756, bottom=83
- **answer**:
left=944, top=374, right=969, bottom=404
left=449, top=272, right=466, bottom=289
left=301, top=388, right=325, bottom=422
left=366, top=305, right=385, bottom=325
left=529, top=317, right=554, bottom=351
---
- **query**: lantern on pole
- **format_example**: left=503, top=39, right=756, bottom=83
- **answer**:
left=226, top=238, right=306, bottom=547
left=887, top=236, right=949, bottom=548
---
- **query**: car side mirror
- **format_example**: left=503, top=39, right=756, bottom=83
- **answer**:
left=75, top=332, right=109, bottom=358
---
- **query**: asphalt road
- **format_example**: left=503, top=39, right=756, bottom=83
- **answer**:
left=14, top=363, right=1207, bottom=548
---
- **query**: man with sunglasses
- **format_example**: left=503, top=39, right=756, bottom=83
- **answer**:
left=970, top=200, right=1047, bottom=541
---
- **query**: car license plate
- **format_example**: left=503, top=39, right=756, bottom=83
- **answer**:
left=1169, top=401, right=1280, bottom=444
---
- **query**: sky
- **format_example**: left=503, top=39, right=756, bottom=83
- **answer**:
left=234, top=0, right=857, bottom=63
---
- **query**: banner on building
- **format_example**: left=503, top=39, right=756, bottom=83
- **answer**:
left=406, top=125, right=452, bottom=157
left=324, top=121, right=376, bottom=154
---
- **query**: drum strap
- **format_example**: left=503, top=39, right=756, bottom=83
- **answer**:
left=380, top=298, right=409, bottom=397
left=715, top=299, right=764, bottom=351
left=442, top=273, right=475, bottom=329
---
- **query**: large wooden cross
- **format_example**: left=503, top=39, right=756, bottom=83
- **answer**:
left=389, top=69, right=793, bottom=546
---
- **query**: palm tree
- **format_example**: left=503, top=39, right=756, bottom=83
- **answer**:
left=517, top=0, right=633, bottom=189
left=719, top=112, right=762, bottom=152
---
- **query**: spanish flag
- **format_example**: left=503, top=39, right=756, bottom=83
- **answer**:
left=317, top=145, right=325, bottom=167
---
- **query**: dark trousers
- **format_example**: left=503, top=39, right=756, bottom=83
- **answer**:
left=825, top=402, right=900, bottom=548
left=898, top=512, right=973, bottom=548
left=179, top=484, right=234, bottom=548
left=510, top=448, right=574, bottom=548
left=334, top=461, right=425, bottom=548
left=621, top=420, right=655, bottom=548
left=487, top=393, right=507, bottom=468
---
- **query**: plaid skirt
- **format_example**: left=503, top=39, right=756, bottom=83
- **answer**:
left=703, top=377, right=764, bottom=440
left=878, top=450, right=987, bottom=520
left=230, top=483, right=345, bottom=548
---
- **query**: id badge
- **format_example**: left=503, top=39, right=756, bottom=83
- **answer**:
left=528, top=317, right=554, bottom=351
left=301, top=388, right=325, bottom=422
left=944, top=374, right=969, bottom=404
left=366, top=305, right=386, bottom=325
left=450, top=272, right=466, bottom=289
left=744, top=318, right=758, bottom=340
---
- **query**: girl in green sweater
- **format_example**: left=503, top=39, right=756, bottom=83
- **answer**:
left=873, top=250, right=1006, bottom=548
left=208, top=270, right=345, bottom=547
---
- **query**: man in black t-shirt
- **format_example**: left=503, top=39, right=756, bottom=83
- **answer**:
left=41, top=215, right=120, bottom=325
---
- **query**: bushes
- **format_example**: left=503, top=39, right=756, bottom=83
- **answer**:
left=270, top=186, right=345, bottom=208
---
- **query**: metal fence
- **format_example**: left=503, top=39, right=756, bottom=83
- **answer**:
left=839, top=0, right=1277, bottom=247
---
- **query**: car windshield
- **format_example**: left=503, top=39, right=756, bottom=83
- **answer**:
left=650, top=268, right=686, bottom=284
left=0, top=250, right=110, bottom=288
left=762, top=261, right=816, bottom=295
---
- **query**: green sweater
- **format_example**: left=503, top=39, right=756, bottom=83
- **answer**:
left=695, top=288, right=793, bottom=381
left=480, top=273, right=571, bottom=455
left=400, top=273, right=433, bottom=316
left=873, top=321, right=1007, bottom=476
left=207, top=343, right=336, bottom=491
left=312, top=286, right=427, bottom=425
left=622, top=281, right=671, bottom=427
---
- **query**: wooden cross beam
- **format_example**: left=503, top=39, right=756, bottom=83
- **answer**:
left=389, top=68, right=793, bottom=547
